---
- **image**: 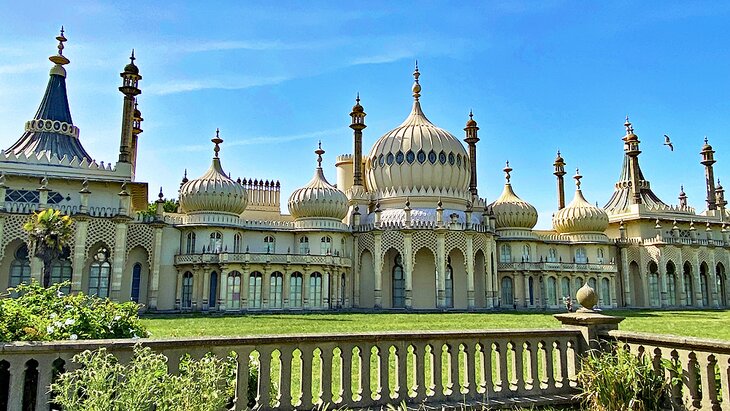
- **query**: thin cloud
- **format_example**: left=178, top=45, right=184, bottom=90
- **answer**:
left=154, top=128, right=342, bottom=154
left=0, top=63, right=46, bottom=75
left=145, top=75, right=290, bottom=95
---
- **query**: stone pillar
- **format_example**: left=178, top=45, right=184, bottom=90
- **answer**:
left=148, top=225, right=164, bottom=309
left=436, top=230, right=446, bottom=308
left=202, top=267, right=211, bottom=311
left=71, top=216, right=89, bottom=293
left=191, top=266, right=200, bottom=310
left=693, top=254, right=703, bottom=307
left=466, top=233, right=475, bottom=309
left=708, top=254, right=720, bottom=308
left=554, top=283, right=625, bottom=352
left=262, top=266, right=270, bottom=309
left=485, top=238, right=495, bottom=308
left=353, top=234, right=360, bottom=307
left=523, top=273, right=530, bottom=308
left=241, top=266, right=250, bottom=309
left=218, top=267, right=228, bottom=311
left=303, top=269, right=310, bottom=309
left=283, top=267, right=290, bottom=308
left=323, top=271, right=330, bottom=308
left=175, top=269, right=182, bottom=310
left=611, top=275, right=618, bottom=308
left=403, top=231, right=413, bottom=309
left=620, top=247, right=631, bottom=306
left=110, top=218, right=129, bottom=302
left=373, top=231, right=383, bottom=308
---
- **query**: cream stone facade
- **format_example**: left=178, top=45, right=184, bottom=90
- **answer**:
left=1, top=33, right=729, bottom=313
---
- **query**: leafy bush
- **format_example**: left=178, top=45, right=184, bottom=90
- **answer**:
left=51, top=345, right=236, bottom=411
left=576, top=345, right=671, bottom=411
left=0, top=280, right=148, bottom=342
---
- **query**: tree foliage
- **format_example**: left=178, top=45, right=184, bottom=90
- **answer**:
left=23, top=208, right=73, bottom=287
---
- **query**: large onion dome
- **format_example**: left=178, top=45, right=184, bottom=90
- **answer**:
left=553, top=170, right=608, bottom=234
left=179, top=131, right=248, bottom=215
left=364, top=64, right=470, bottom=208
left=288, top=144, right=348, bottom=220
left=489, top=162, right=538, bottom=230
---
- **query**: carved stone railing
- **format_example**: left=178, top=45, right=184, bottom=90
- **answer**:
left=0, top=329, right=581, bottom=410
left=498, top=262, right=617, bottom=273
left=174, top=252, right=353, bottom=268
left=602, top=330, right=730, bottom=410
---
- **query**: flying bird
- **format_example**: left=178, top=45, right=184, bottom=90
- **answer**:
left=663, top=134, right=674, bottom=151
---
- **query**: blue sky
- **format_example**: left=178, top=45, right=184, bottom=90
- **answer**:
left=0, top=1, right=729, bottom=228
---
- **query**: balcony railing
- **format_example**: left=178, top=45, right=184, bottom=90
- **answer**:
left=497, top=261, right=617, bottom=273
left=174, top=252, right=353, bottom=267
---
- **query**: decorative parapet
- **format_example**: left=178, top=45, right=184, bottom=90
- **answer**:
left=24, top=119, right=79, bottom=139
left=174, top=252, right=353, bottom=267
left=615, top=236, right=727, bottom=247
left=498, top=261, right=618, bottom=273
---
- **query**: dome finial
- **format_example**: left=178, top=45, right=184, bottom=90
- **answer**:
left=158, top=187, right=164, bottom=200
left=705, top=136, right=709, bottom=145
left=49, top=26, right=70, bottom=66
left=412, top=60, right=421, bottom=101
left=315, top=141, right=325, bottom=168
left=624, top=115, right=634, bottom=135
left=211, top=128, right=223, bottom=158
left=504, top=161, right=512, bottom=183
left=574, top=168, right=582, bottom=189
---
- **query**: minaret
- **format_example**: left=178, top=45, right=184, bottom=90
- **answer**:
left=130, top=100, right=143, bottom=177
left=553, top=150, right=567, bottom=209
left=623, top=116, right=642, bottom=204
left=118, top=50, right=141, bottom=164
left=679, top=185, right=688, bottom=208
left=349, top=93, right=366, bottom=187
left=464, top=110, right=479, bottom=197
left=716, top=180, right=726, bottom=219
left=701, top=137, right=717, bottom=211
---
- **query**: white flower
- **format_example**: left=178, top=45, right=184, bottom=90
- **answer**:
left=49, top=313, right=57, bottom=319
left=113, top=315, right=121, bottom=321
left=54, top=321, right=63, bottom=328
left=56, top=289, right=64, bottom=297
left=64, top=318, right=75, bottom=326
left=46, top=326, right=54, bottom=334
left=69, top=334, right=78, bottom=340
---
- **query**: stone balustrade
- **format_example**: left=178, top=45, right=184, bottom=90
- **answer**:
left=498, top=261, right=617, bottom=273
left=602, top=330, right=730, bottom=411
left=174, top=252, right=353, bottom=267
left=0, top=329, right=581, bottom=410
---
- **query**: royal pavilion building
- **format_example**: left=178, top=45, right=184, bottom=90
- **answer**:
left=0, top=31, right=728, bottom=312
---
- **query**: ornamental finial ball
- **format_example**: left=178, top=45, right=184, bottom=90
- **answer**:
left=576, top=282, right=598, bottom=311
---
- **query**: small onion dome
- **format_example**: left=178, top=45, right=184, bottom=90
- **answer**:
left=701, top=136, right=713, bottom=153
left=178, top=130, right=248, bottom=215
left=489, top=162, right=538, bottom=229
left=123, top=50, right=140, bottom=75
left=352, top=94, right=365, bottom=113
left=288, top=143, right=348, bottom=220
left=553, top=170, right=608, bottom=234
left=465, top=110, right=477, bottom=128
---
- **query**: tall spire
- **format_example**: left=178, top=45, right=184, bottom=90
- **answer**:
left=5, top=28, right=92, bottom=162
left=464, top=110, right=479, bottom=197
left=349, top=93, right=366, bottom=186
left=504, top=161, right=512, bottom=183
left=554, top=150, right=567, bottom=209
left=118, top=49, right=142, bottom=165
left=212, top=128, right=223, bottom=158
left=412, top=61, right=421, bottom=101
left=701, top=137, right=717, bottom=211
left=315, top=140, right=325, bottom=168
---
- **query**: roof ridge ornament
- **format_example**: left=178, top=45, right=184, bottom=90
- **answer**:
left=49, top=26, right=70, bottom=67
left=315, top=140, right=325, bottom=169
left=504, top=161, right=512, bottom=184
left=211, top=128, right=223, bottom=158
left=574, top=168, right=582, bottom=189
left=624, top=115, right=634, bottom=135
left=412, top=60, right=421, bottom=101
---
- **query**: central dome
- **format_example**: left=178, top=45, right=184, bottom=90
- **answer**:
left=364, top=66, right=470, bottom=207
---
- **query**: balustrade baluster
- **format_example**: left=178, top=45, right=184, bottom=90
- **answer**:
left=679, top=351, right=701, bottom=409
left=465, top=341, right=477, bottom=399
left=8, top=357, right=27, bottom=411
left=300, top=346, right=314, bottom=409
left=700, top=352, right=720, bottom=410
left=396, top=343, right=408, bottom=401
left=432, top=342, right=447, bottom=402
left=360, top=345, right=372, bottom=405
left=258, top=347, right=274, bottom=410
left=557, top=339, right=569, bottom=389
left=34, top=355, right=54, bottom=411
left=340, top=344, right=354, bottom=406
left=413, top=343, right=427, bottom=402
left=234, top=347, right=252, bottom=411
left=543, top=340, right=555, bottom=392
left=717, top=354, right=730, bottom=411
left=497, top=340, right=509, bottom=395
left=481, top=340, right=494, bottom=398
left=513, top=340, right=525, bottom=394
left=665, top=349, right=683, bottom=408
left=447, top=343, right=459, bottom=399
left=278, top=349, right=293, bottom=409
left=320, top=344, right=334, bottom=405
left=526, top=339, right=539, bottom=393
left=377, top=343, right=391, bottom=404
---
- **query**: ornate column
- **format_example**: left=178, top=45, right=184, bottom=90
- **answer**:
left=148, top=223, right=164, bottom=309
left=70, top=215, right=89, bottom=293
left=191, top=266, right=201, bottom=311
left=303, top=268, right=310, bottom=309
left=620, top=247, right=631, bottom=306
left=110, top=216, right=129, bottom=302
left=202, top=265, right=211, bottom=311
left=611, top=274, right=618, bottom=308
left=353, top=234, right=360, bottom=307
left=466, top=233, right=475, bottom=309
left=693, top=253, right=703, bottom=307
left=436, top=230, right=446, bottom=308
left=485, top=237, right=495, bottom=308
left=658, top=252, right=669, bottom=308
left=708, top=252, right=720, bottom=308
left=373, top=231, right=383, bottom=308
left=323, top=270, right=331, bottom=308
left=218, top=265, right=228, bottom=311
left=403, top=231, right=413, bottom=309
left=523, top=272, right=530, bottom=308
left=262, top=265, right=270, bottom=309
left=175, top=269, right=182, bottom=310
left=283, top=267, right=290, bottom=308
left=241, top=265, right=250, bottom=309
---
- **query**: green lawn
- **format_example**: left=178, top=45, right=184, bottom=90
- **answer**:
left=141, top=309, right=730, bottom=341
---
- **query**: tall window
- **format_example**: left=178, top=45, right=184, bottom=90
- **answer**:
left=445, top=257, right=454, bottom=308
left=501, top=277, right=513, bottom=307
left=649, top=273, right=660, bottom=307
left=588, top=277, right=597, bottom=293
left=575, top=248, right=587, bottom=264
left=270, top=272, right=283, bottom=309
left=209, top=271, right=218, bottom=308
left=249, top=272, right=263, bottom=308
left=50, top=259, right=72, bottom=295
left=548, top=248, right=558, bottom=263
left=700, top=268, right=709, bottom=307
left=227, top=271, right=241, bottom=309
left=561, top=277, right=571, bottom=299
left=320, top=236, right=333, bottom=255
left=340, top=273, right=346, bottom=307
left=185, top=232, right=196, bottom=254
left=88, top=248, right=111, bottom=298
left=233, top=234, right=242, bottom=253
left=597, top=248, right=605, bottom=263
left=528, top=276, right=534, bottom=306
left=209, top=232, right=222, bottom=253
left=666, top=266, right=677, bottom=306
left=264, top=236, right=276, bottom=253
left=9, top=244, right=31, bottom=288
left=601, top=278, right=611, bottom=305
left=718, top=263, right=727, bottom=307
left=182, top=272, right=193, bottom=309
left=290, top=272, right=303, bottom=308
left=340, top=238, right=346, bottom=257
left=131, top=263, right=142, bottom=303
left=310, top=272, right=323, bottom=308
left=299, top=236, right=310, bottom=254
left=684, top=262, right=693, bottom=306
left=500, top=244, right=512, bottom=263
left=392, top=255, right=405, bottom=308
left=575, top=277, right=584, bottom=295
left=546, top=276, right=557, bottom=306
left=522, top=245, right=531, bottom=262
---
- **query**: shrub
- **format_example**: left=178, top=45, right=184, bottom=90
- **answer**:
left=51, top=345, right=236, bottom=411
left=576, top=345, right=671, bottom=411
left=0, top=280, right=148, bottom=342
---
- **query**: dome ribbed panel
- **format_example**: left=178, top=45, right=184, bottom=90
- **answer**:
left=553, top=189, right=609, bottom=234
left=288, top=168, right=348, bottom=220
left=489, top=183, right=538, bottom=229
left=179, top=157, right=248, bottom=215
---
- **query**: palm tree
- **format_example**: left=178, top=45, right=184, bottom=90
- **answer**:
left=23, top=208, right=73, bottom=288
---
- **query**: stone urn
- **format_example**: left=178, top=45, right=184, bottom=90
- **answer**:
left=576, top=282, right=598, bottom=312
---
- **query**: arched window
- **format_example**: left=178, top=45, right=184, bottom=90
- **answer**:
left=249, top=272, right=263, bottom=308
left=209, top=271, right=218, bottom=308
left=299, top=236, right=310, bottom=254
left=546, top=276, right=557, bottom=306
left=88, top=248, right=111, bottom=298
left=181, top=272, right=193, bottom=309
left=340, top=273, right=346, bottom=307
left=575, top=248, right=587, bottom=264
left=209, top=232, right=222, bottom=253
left=185, top=232, right=196, bottom=254
left=9, top=244, right=31, bottom=288
left=575, top=277, right=584, bottom=295
left=392, top=255, right=405, bottom=308
left=290, top=272, right=303, bottom=308
left=588, top=277, right=597, bottom=292
left=548, top=248, right=558, bottom=263
left=233, top=233, right=242, bottom=253
left=528, top=276, right=535, bottom=306
left=500, top=244, right=512, bottom=263
left=320, top=236, right=333, bottom=255
left=561, top=277, right=571, bottom=299
left=522, top=245, right=531, bottom=262
left=131, top=263, right=142, bottom=303
left=700, top=263, right=710, bottom=307
left=597, top=248, right=605, bottom=263
left=445, top=256, right=454, bottom=308
left=50, top=259, right=72, bottom=295
left=340, top=238, right=346, bottom=257
left=601, top=278, right=611, bottom=305
left=264, top=236, right=276, bottom=253
left=310, top=272, right=323, bottom=308
left=270, top=272, right=283, bottom=309
left=227, top=271, right=241, bottom=309
left=683, top=261, right=694, bottom=306
left=648, top=262, right=660, bottom=307
left=717, top=263, right=727, bottom=307
left=501, top=277, right=513, bottom=307
left=666, top=262, right=677, bottom=306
